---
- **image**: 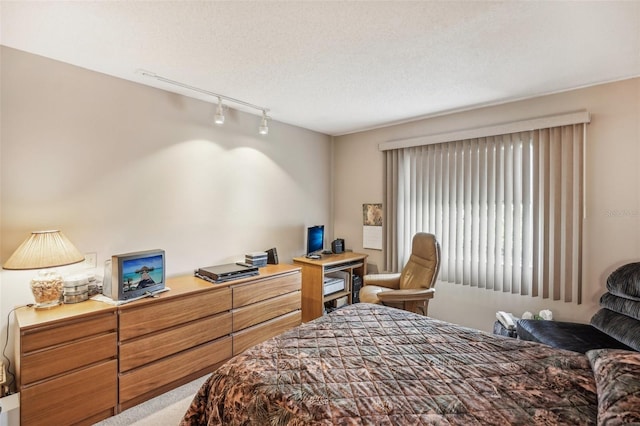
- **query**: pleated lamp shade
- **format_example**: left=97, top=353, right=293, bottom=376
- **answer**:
left=3, top=230, right=85, bottom=270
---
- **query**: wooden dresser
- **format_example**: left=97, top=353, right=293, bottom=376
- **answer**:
left=231, top=266, right=302, bottom=355
left=15, top=301, right=118, bottom=426
left=117, top=277, right=233, bottom=411
left=15, top=263, right=301, bottom=423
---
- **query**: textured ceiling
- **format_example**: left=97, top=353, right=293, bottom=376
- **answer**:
left=2, top=1, right=639, bottom=136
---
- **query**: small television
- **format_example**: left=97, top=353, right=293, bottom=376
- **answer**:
left=306, top=225, right=325, bottom=255
left=103, top=249, right=166, bottom=301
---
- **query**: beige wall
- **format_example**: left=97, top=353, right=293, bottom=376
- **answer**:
left=2, top=46, right=639, bottom=344
left=0, top=47, right=332, bottom=371
left=0, top=45, right=333, bottom=268
left=334, top=77, right=640, bottom=331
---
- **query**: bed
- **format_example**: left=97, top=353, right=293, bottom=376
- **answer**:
left=180, top=303, right=640, bottom=425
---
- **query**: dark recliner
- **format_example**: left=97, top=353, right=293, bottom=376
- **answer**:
left=517, top=317, right=633, bottom=354
left=517, top=262, right=640, bottom=354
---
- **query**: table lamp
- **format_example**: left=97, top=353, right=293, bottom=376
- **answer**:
left=3, top=230, right=85, bottom=309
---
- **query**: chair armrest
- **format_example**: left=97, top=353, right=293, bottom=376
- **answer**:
left=363, top=273, right=401, bottom=289
left=377, top=288, right=435, bottom=303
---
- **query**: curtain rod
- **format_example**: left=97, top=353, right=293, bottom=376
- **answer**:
left=379, top=110, right=590, bottom=151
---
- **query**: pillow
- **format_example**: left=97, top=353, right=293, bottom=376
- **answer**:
left=587, top=349, right=640, bottom=425
left=600, top=292, right=640, bottom=321
left=606, top=262, right=640, bottom=300
left=590, top=309, right=640, bottom=352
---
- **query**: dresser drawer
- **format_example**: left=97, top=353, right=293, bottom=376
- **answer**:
left=21, top=332, right=117, bottom=384
left=233, top=271, right=301, bottom=308
left=20, top=311, right=117, bottom=353
left=119, top=311, right=232, bottom=372
left=119, top=287, right=232, bottom=340
left=233, top=290, right=301, bottom=331
left=21, top=360, right=117, bottom=426
left=233, top=310, right=301, bottom=355
left=119, top=336, right=232, bottom=405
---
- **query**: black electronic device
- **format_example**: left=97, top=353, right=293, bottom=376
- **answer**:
left=266, top=247, right=279, bottom=264
left=196, top=263, right=259, bottom=283
left=352, top=274, right=362, bottom=303
left=331, top=238, right=345, bottom=254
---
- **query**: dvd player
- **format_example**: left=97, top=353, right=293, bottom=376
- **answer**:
left=195, top=263, right=259, bottom=283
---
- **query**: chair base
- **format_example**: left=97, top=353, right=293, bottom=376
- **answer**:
left=360, top=285, right=431, bottom=315
left=399, top=300, right=428, bottom=315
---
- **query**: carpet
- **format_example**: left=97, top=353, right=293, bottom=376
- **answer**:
left=93, top=375, right=208, bottom=425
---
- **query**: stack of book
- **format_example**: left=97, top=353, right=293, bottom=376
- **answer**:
left=245, top=251, right=268, bottom=267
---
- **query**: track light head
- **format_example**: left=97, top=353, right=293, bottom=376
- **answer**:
left=214, top=97, right=225, bottom=125
left=259, top=111, right=269, bottom=135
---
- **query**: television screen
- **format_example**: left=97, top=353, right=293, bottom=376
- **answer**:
left=306, top=225, right=325, bottom=255
left=103, top=249, right=166, bottom=301
left=121, top=253, right=164, bottom=292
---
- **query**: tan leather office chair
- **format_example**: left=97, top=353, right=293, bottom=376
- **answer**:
left=360, top=232, right=440, bottom=315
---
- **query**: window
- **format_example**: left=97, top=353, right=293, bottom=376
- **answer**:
left=381, top=113, right=588, bottom=303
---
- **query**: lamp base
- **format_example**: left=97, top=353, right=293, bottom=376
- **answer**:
left=31, top=272, right=64, bottom=309
left=33, top=300, right=62, bottom=309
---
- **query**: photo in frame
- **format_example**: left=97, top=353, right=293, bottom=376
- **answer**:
left=362, top=203, right=382, bottom=250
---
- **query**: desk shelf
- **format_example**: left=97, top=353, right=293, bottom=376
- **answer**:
left=324, top=289, right=351, bottom=303
left=325, top=262, right=364, bottom=274
left=293, top=252, right=368, bottom=322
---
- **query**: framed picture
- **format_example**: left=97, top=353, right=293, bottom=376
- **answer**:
left=362, top=203, right=382, bottom=250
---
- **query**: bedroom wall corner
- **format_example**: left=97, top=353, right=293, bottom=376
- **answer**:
left=0, top=45, right=332, bottom=385
left=333, top=77, right=640, bottom=332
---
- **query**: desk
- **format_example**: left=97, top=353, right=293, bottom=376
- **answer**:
left=293, top=252, right=367, bottom=322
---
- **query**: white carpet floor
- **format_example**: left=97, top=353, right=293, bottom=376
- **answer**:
left=93, top=375, right=209, bottom=426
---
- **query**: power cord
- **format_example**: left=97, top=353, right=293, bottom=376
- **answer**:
left=2, top=304, right=32, bottom=395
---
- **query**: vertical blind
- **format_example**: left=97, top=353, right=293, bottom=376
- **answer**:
left=383, top=120, right=586, bottom=303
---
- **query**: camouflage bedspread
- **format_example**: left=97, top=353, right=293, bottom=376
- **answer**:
left=180, top=304, right=597, bottom=425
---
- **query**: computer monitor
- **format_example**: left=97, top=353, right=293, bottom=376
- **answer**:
left=306, top=225, right=325, bottom=255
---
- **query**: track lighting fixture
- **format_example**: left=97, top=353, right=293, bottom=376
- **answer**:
left=138, top=70, right=270, bottom=135
left=259, top=111, right=269, bottom=135
left=214, top=97, right=225, bottom=125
